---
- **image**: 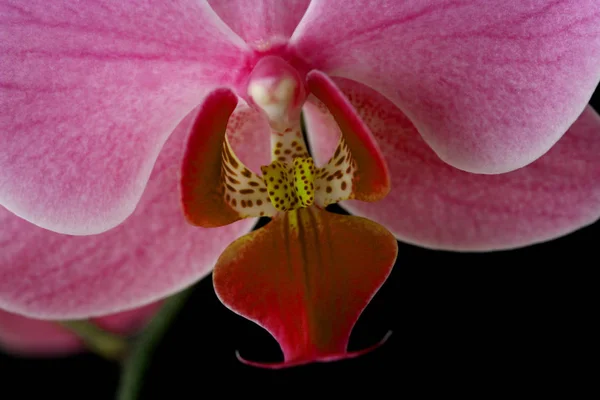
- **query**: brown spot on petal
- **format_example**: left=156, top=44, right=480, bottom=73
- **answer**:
left=223, top=164, right=237, bottom=176
left=333, top=146, right=341, bottom=159
left=225, top=175, right=240, bottom=184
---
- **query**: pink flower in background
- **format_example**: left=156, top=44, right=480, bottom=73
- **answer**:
left=1, top=1, right=599, bottom=367
left=0, top=304, right=160, bottom=357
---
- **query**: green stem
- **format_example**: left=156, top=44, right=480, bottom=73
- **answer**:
left=116, top=287, right=194, bottom=400
left=59, top=320, right=129, bottom=361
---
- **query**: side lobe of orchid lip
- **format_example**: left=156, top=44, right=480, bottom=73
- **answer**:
left=306, top=70, right=390, bottom=202
left=213, top=207, right=398, bottom=368
left=180, top=88, right=244, bottom=227
left=180, top=87, right=278, bottom=226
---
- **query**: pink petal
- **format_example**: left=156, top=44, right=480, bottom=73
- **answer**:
left=0, top=303, right=160, bottom=357
left=0, top=0, right=249, bottom=234
left=293, top=1, right=600, bottom=174
left=303, top=78, right=600, bottom=251
left=0, top=112, right=256, bottom=319
left=208, top=0, right=310, bottom=46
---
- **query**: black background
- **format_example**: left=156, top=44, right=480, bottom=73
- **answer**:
left=1, top=89, right=597, bottom=398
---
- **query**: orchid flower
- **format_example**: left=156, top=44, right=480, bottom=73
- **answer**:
left=1, top=1, right=600, bottom=368
left=0, top=304, right=160, bottom=358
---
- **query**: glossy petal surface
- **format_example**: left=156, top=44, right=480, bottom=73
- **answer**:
left=0, top=303, right=160, bottom=356
left=213, top=207, right=397, bottom=368
left=181, top=89, right=274, bottom=227
left=208, top=0, right=310, bottom=46
left=294, top=0, right=600, bottom=174
left=0, top=0, right=248, bottom=234
left=304, top=79, right=600, bottom=250
left=307, top=71, right=389, bottom=203
left=0, top=113, right=256, bottom=319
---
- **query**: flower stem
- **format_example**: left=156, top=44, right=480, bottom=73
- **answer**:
left=59, top=320, right=129, bottom=361
left=116, top=287, right=193, bottom=400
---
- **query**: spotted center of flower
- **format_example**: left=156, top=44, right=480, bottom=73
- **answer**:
left=204, top=56, right=360, bottom=218
left=260, top=157, right=316, bottom=211
left=180, top=65, right=393, bottom=369
left=218, top=122, right=357, bottom=219
left=181, top=58, right=388, bottom=227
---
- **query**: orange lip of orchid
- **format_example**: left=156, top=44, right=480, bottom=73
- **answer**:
left=180, top=57, right=398, bottom=368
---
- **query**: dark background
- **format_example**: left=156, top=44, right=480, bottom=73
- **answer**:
left=1, top=90, right=597, bottom=397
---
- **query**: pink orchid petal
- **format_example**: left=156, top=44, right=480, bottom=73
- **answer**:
left=0, top=0, right=249, bottom=234
left=303, top=78, right=600, bottom=251
left=208, top=0, right=310, bottom=46
left=0, top=112, right=256, bottom=319
left=0, top=303, right=160, bottom=356
left=293, top=1, right=600, bottom=174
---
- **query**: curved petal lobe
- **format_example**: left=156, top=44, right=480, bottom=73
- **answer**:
left=0, top=0, right=249, bottom=234
left=181, top=89, right=274, bottom=227
left=208, top=0, right=310, bottom=46
left=0, top=303, right=160, bottom=356
left=0, top=112, right=255, bottom=319
left=293, top=0, right=600, bottom=174
left=213, top=207, right=397, bottom=368
left=304, top=78, right=600, bottom=251
left=307, top=70, right=390, bottom=202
